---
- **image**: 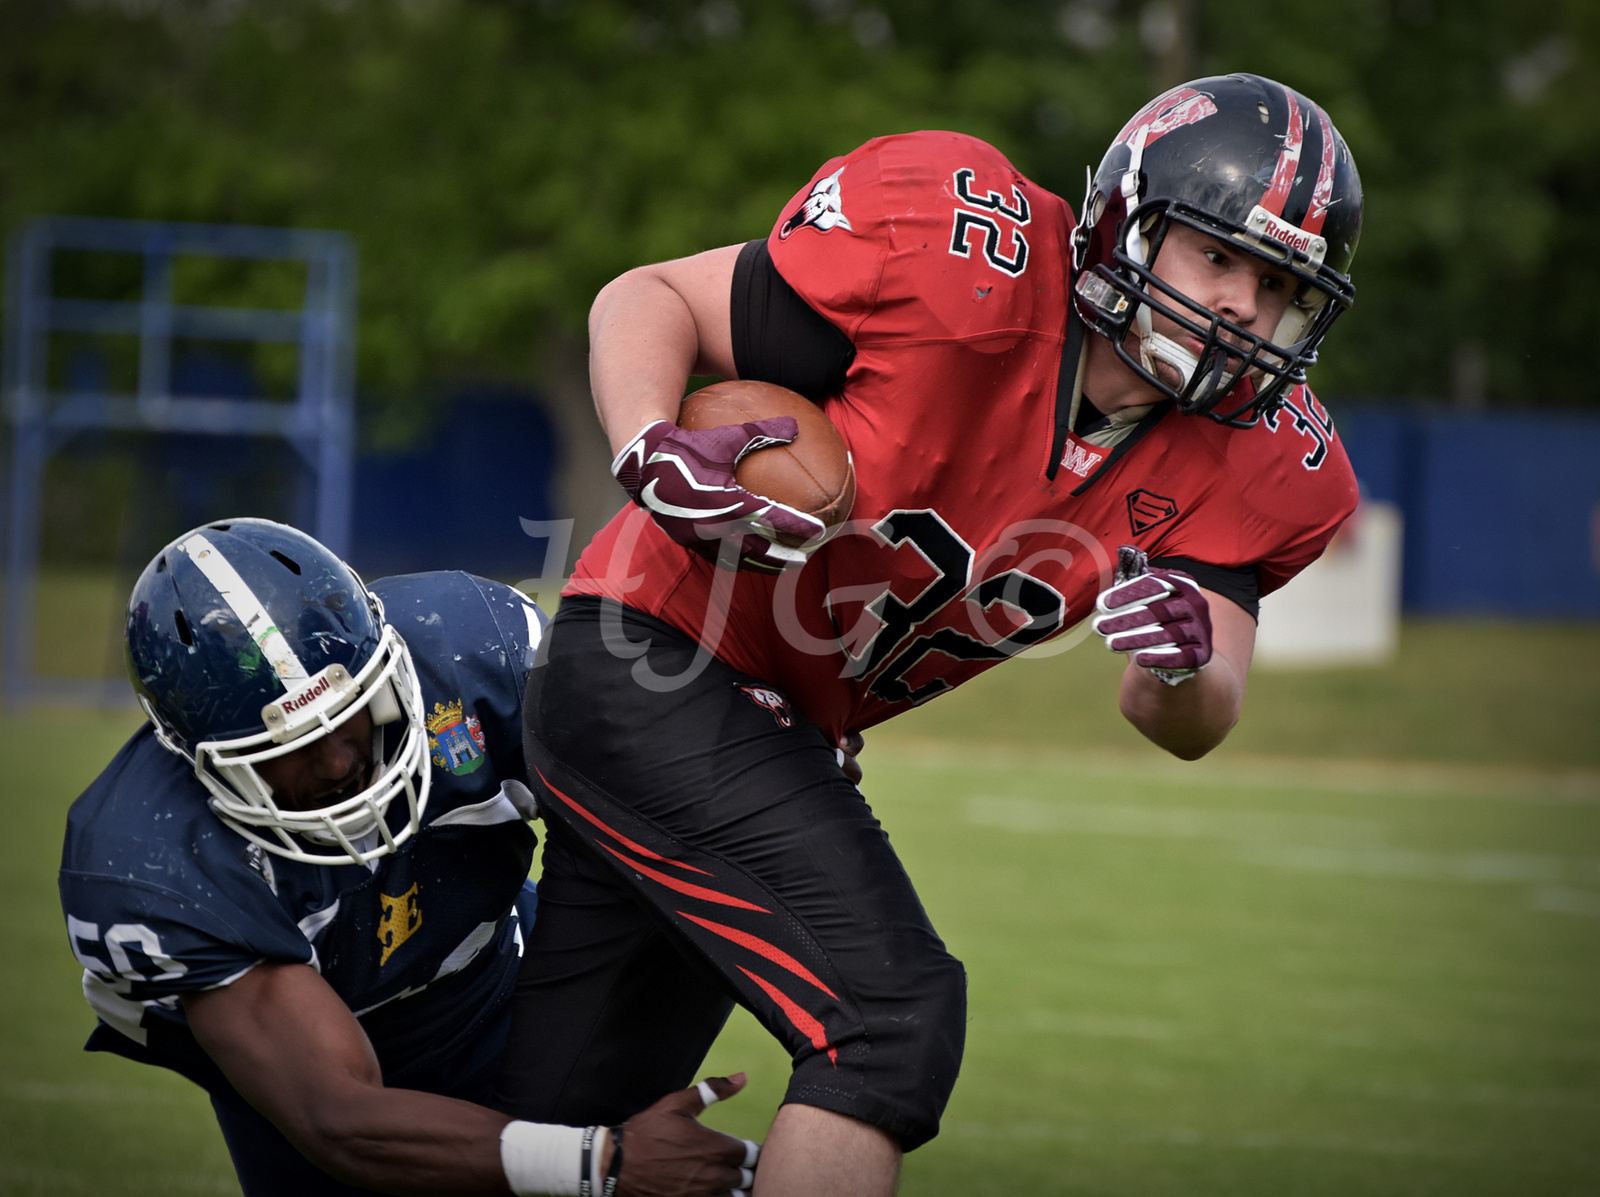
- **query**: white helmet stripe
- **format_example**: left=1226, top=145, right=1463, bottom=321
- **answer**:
left=179, top=533, right=310, bottom=685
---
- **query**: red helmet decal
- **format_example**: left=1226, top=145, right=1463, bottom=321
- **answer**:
left=1113, top=86, right=1219, bottom=150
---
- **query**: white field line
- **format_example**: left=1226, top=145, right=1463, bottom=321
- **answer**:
left=870, top=735, right=1600, bottom=804
left=960, top=794, right=1600, bottom=895
left=945, top=1119, right=1473, bottom=1158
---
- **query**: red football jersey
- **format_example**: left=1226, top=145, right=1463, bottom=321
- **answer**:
left=568, top=131, right=1358, bottom=742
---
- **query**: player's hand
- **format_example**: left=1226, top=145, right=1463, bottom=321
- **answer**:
left=836, top=732, right=864, bottom=786
left=1092, top=545, right=1213, bottom=686
left=613, top=419, right=827, bottom=572
left=615, top=1073, right=761, bottom=1197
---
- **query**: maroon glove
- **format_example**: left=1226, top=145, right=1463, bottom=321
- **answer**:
left=1092, top=545, right=1213, bottom=685
left=612, top=418, right=826, bottom=572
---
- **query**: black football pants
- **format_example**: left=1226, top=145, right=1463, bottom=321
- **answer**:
left=491, top=597, right=965, bottom=1150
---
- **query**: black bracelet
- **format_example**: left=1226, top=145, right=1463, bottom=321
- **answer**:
left=579, top=1125, right=597, bottom=1197
left=602, top=1125, right=624, bottom=1197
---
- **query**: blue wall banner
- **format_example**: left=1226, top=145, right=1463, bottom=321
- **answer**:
left=351, top=391, right=557, bottom=581
left=1333, top=405, right=1600, bottom=617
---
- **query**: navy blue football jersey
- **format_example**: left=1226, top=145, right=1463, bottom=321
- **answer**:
left=59, top=572, right=547, bottom=1097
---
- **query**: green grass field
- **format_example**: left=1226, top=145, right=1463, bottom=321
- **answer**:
left=3, top=620, right=1597, bottom=1194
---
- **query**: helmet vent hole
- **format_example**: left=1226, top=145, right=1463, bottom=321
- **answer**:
left=210, top=523, right=231, bottom=532
left=1257, top=101, right=1270, bottom=122
left=173, top=609, right=194, bottom=646
left=270, top=551, right=302, bottom=576
left=155, top=556, right=168, bottom=573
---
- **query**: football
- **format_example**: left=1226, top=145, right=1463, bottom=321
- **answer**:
left=678, top=380, right=855, bottom=546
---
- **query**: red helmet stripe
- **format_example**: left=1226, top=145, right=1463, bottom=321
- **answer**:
left=1303, top=106, right=1338, bottom=234
left=1259, top=86, right=1305, bottom=218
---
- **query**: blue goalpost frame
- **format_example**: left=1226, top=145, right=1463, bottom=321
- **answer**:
left=1, top=216, right=357, bottom=707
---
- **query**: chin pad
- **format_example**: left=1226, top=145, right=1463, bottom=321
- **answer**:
left=1140, top=332, right=1199, bottom=385
left=1134, top=303, right=1199, bottom=390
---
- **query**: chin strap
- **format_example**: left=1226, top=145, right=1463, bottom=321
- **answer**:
left=1121, top=126, right=1150, bottom=265
left=1120, top=124, right=1203, bottom=400
left=1134, top=302, right=1201, bottom=388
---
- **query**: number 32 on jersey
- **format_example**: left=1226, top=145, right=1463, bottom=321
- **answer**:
left=948, top=168, right=1030, bottom=278
left=840, top=509, right=1076, bottom=705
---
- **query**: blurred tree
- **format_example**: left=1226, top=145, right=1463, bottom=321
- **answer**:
left=1, top=0, right=1595, bottom=488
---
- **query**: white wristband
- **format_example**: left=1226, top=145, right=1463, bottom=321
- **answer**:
left=500, top=1121, right=611, bottom=1196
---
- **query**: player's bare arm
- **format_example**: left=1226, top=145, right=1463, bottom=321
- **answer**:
left=593, top=246, right=827, bottom=570
left=1117, top=586, right=1255, bottom=760
left=185, top=963, right=514, bottom=1195
left=1094, top=548, right=1257, bottom=759
left=186, top=962, right=755, bottom=1197
left=588, top=245, right=742, bottom=456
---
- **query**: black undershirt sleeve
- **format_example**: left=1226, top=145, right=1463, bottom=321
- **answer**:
left=1150, top=556, right=1261, bottom=621
left=730, top=239, right=856, bottom=400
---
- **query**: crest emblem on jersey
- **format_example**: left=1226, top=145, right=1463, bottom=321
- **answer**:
left=1126, top=489, right=1180, bottom=535
left=780, top=166, right=852, bottom=239
left=738, top=684, right=793, bottom=729
left=377, top=882, right=422, bottom=966
left=426, top=699, right=486, bottom=775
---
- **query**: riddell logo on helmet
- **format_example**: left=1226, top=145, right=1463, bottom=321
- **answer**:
left=281, top=675, right=331, bottom=715
left=1246, top=205, right=1327, bottom=267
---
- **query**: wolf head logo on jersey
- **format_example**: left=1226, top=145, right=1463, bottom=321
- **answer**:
left=780, top=166, right=852, bottom=239
left=738, top=684, right=794, bottom=728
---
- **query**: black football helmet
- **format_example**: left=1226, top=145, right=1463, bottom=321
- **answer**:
left=1071, top=73, right=1362, bottom=425
left=126, top=518, right=430, bottom=865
